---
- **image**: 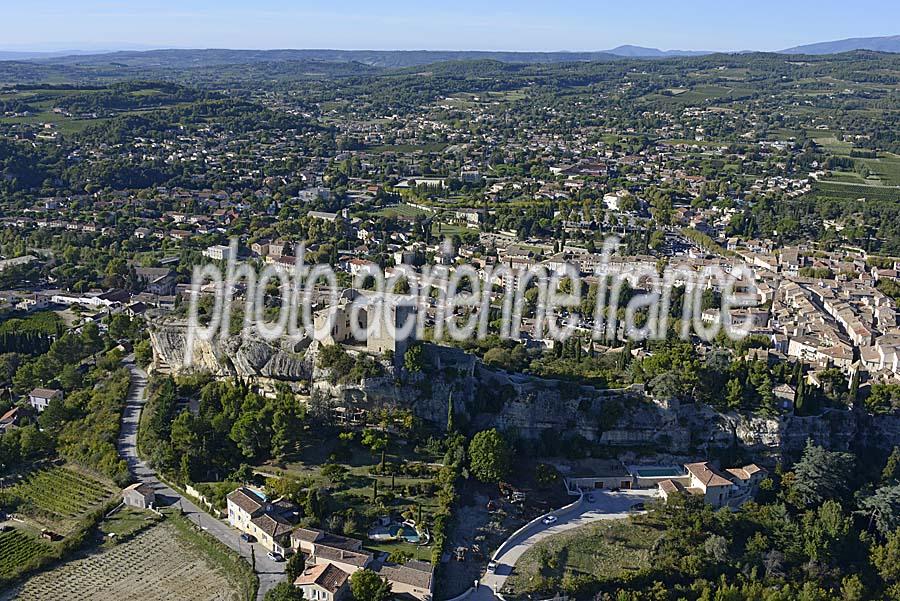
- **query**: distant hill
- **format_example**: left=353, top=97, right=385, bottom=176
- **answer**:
left=604, top=45, right=711, bottom=58
left=781, top=34, right=900, bottom=55
left=7, top=37, right=900, bottom=73
left=0, top=50, right=74, bottom=60
left=26, top=47, right=726, bottom=68
left=28, top=48, right=626, bottom=69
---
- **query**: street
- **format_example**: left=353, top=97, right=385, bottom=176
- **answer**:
left=117, top=358, right=286, bottom=600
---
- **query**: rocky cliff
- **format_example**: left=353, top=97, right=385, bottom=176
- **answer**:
left=149, top=323, right=888, bottom=458
left=150, top=323, right=312, bottom=382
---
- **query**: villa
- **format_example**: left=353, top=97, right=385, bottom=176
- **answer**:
left=225, top=487, right=297, bottom=555
left=562, top=460, right=767, bottom=508
left=658, top=462, right=768, bottom=508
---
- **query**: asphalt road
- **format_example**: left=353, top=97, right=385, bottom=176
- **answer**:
left=117, top=358, right=286, bottom=600
left=472, top=489, right=660, bottom=599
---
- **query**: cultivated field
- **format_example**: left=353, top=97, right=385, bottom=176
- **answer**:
left=2, top=521, right=245, bottom=601
left=0, top=529, right=52, bottom=581
left=5, top=466, right=116, bottom=532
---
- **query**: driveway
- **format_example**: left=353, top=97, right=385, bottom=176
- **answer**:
left=117, top=358, right=285, bottom=600
left=472, top=488, right=659, bottom=599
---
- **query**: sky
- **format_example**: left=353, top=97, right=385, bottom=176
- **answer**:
left=2, top=0, right=899, bottom=53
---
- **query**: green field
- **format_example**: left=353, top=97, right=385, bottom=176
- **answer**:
left=643, top=85, right=755, bottom=105
left=859, top=153, right=900, bottom=187
left=432, top=222, right=472, bottom=237
left=0, top=85, right=195, bottom=136
left=813, top=180, right=900, bottom=202
left=99, top=507, right=160, bottom=545
left=5, top=467, right=116, bottom=530
left=375, top=203, right=431, bottom=218
left=507, top=519, right=662, bottom=596
left=0, top=528, right=53, bottom=581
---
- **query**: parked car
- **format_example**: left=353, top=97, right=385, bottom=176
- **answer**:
left=267, top=552, right=284, bottom=562
left=240, top=533, right=255, bottom=543
left=542, top=515, right=558, bottom=525
left=487, top=561, right=497, bottom=573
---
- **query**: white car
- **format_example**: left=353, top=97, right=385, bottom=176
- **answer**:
left=487, top=561, right=497, bottom=572
left=541, top=515, right=558, bottom=525
left=267, top=552, right=284, bottom=562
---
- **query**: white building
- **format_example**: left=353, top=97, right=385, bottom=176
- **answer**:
left=28, top=388, right=63, bottom=413
left=202, top=244, right=236, bottom=262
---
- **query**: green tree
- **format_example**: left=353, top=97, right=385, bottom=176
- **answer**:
left=861, top=485, right=900, bottom=538
left=403, top=342, right=424, bottom=372
left=58, top=363, right=82, bottom=391
left=469, top=429, right=511, bottom=483
left=349, top=569, right=391, bottom=601
left=285, top=552, right=306, bottom=583
left=789, top=440, right=856, bottom=508
left=884, top=447, right=900, bottom=485
left=263, top=582, right=304, bottom=601
left=134, top=339, right=153, bottom=368
left=872, top=528, right=900, bottom=584
left=801, top=500, right=852, bottom=565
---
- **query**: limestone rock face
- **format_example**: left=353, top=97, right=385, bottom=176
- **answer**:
left=149, top=323, right=311, bottom=381
left=149, top=323, right=895, bottom=457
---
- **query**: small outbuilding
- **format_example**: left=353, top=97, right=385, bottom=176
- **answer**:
left=122, top=482, right=156, bottom=509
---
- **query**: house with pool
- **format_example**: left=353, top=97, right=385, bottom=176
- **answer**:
left=226, top=487, right=297, bottom=555
left=562, top=460, right=767, bottom=508
left=290, top=526, right=434, bottom=600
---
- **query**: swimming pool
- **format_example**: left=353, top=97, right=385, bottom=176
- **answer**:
left=633, top=467, right=684, bottom=478
left=368, top=523, right=422, bottom=544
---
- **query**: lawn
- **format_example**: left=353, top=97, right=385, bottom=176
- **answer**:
left=98, top=507, right=160, bottom=545
left=432, top=222, right=473, bottom=238
left=506, top=518, right=663, bottom=597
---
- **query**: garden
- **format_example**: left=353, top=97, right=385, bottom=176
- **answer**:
left=258, top=427, right=444, bottom=561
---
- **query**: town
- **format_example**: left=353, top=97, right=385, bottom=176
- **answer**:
left=2, top=25, right=900, bottom=601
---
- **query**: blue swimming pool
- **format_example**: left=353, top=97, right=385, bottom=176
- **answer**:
left=368, top=523, right=422, bottom=543
left=633, top=467, right=684, bottom=478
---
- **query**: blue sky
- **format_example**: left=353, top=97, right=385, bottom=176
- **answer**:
left=3, top=1, right=899, bottom=52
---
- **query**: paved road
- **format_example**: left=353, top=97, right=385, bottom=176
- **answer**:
left=117, top=359, right=285, bottom=600
left=471, top=489, right=660, bottom=599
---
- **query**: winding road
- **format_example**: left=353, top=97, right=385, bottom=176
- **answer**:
left=117, top=358, right=285, bottom=600
left=470, top=489, right=659, bottom=600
